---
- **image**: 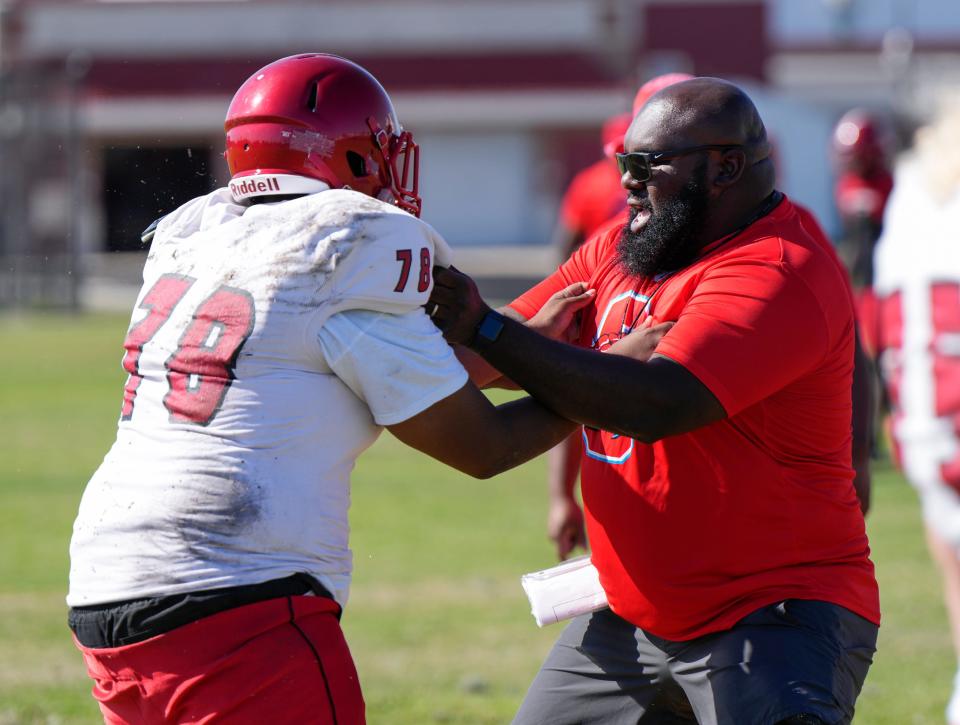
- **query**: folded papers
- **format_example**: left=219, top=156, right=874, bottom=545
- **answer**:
left=520, top=555, right=609, bottom=627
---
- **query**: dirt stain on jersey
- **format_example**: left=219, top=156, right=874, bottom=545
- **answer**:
left=173, top=472, right=266, bottom=562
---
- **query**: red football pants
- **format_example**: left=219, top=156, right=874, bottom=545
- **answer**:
left=74, top=595, right=365, bottom=724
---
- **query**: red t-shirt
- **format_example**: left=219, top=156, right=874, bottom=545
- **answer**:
left=795, top=203, right=880, bottom=352
left=511, top=196, right=879, bottom=640
left=794, top=203, right=854, bottom=305
left=559, top=158, right=629, bottom=240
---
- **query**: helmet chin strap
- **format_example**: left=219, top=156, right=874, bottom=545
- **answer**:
left=228, top=173, right=330, bottom=203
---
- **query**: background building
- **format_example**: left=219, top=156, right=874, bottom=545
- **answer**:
left=0, top=0, right=958, bottom=307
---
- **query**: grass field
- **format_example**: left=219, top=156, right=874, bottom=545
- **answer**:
left=0, top=312, right=955, bottom=724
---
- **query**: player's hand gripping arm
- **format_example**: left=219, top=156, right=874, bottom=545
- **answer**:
left=429, top=267, right=724, bottom=442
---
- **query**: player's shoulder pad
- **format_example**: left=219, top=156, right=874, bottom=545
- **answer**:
left=317, top=190, right=454, bottom=318
left=141, top=215, right=165, bottom=245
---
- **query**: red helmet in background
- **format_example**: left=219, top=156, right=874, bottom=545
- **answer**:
left=633, top=72, right=695, bottom=116
left=831, top=109, right=890, bottom=173
left=832, top=109, right=893, bottom=225
left=602, top=112, right=633, bottom=158
left=224, top=53, right=421, bottom=216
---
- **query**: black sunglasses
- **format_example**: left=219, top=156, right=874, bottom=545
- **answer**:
left=616, top=144, right=743, bottom=182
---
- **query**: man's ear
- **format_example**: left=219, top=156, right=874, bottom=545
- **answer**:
left=713, top=149, right=747, bottom=189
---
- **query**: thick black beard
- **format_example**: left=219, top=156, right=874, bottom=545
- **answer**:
left=616, top=164, right=711, bottom=278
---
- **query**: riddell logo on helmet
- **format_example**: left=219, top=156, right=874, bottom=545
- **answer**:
left=229, top=177, right=281, bottom=197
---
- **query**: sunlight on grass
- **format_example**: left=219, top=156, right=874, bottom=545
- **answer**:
left=0, top=312, right=954, bottom=723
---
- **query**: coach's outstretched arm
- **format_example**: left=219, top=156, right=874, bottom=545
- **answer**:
left=428, top=266, right=726, bottom=444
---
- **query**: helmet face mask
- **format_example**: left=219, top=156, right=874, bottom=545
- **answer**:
left=367, top=117, right=420, bottom=215
left=224, top=53, right=422, bottom=216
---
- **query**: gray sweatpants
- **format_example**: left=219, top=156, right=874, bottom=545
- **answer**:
left=513, top=600, right=877, bottom=725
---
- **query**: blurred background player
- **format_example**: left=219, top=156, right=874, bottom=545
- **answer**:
left=553, top=112, right=632, bottom=262
left=65, top=53, right=581, bottom=725
left=832, top=108, right=895, bottom=355
left=774, top=130, right=876, bottom=515
left=547, top=71, right=694, bottom=560
left=874, top=96, right=960, bottom=725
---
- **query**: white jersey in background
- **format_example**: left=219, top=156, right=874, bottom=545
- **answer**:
left=874, top=156, right=960, bottom=544
left=68, top=187, right=467, bottom=609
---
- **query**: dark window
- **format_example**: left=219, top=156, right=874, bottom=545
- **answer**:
left=103, top=146, right=215, bottom=252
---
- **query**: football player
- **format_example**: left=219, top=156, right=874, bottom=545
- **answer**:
left=874, top=99, right=960, bottom=725
left=66, top=53, right=607, bottom=724
left=831, top=108, right=894, bottom=355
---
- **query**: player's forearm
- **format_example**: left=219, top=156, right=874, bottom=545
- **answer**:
left=479, top=398, right=579, bottom=478
left=388, top=383, right=575, bottom=479
left=453, top=344, right=506, bottom=388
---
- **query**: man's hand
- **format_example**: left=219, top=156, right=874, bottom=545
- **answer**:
left=428, top=266, right=491, bottom=345
left=606, top=318, right=675, bottom=360
left=526, top=282, right=595, bottom=343
left=548, top=495, right=587, bottom=561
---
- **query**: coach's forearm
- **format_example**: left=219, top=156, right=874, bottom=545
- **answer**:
left=450, top=306, right=529, bottom=390
left=470, top=316, right=685, bottom=442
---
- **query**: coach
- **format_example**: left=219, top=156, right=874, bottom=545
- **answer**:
left=430, top=77, right=879, bottom=725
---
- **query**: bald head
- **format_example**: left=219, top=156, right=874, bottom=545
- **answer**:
left=636, top=77, right=769, bottom=155
left=624, top=77, right=775, bottom=212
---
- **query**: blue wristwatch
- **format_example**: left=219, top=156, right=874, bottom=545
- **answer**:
left=473, top=310, right=506, bottom=348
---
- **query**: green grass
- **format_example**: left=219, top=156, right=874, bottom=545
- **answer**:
left=0, top=312, right=954, bottom=723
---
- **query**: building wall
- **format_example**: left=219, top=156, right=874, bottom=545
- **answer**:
left=1, top=0, right=959, bottom=264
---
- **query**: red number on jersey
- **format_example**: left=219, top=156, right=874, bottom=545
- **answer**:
left=394, top=247, right=431, bottom=293
left=418, top=247, right=432, bottom=292
left=394, top=249, right=412, bottom=292
left=119, top=277, right=255, bottom=425
left=120, top=274, right=194, bottom=420
left=163, top=287, right=256, bottom=425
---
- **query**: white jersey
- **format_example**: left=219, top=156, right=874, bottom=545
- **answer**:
left=68, top=188, right=467, bottom=607
left=874, top=156, right=960, bottom=543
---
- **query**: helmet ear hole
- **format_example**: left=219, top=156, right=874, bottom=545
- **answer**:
left=345, top=151, right=368, bottom=178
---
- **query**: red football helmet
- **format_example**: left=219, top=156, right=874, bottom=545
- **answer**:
left=831, top=109, right=889, bottom=173
left=601, top=112, right=632, bottom=158
left=224, top=53, right=421, bottom=216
